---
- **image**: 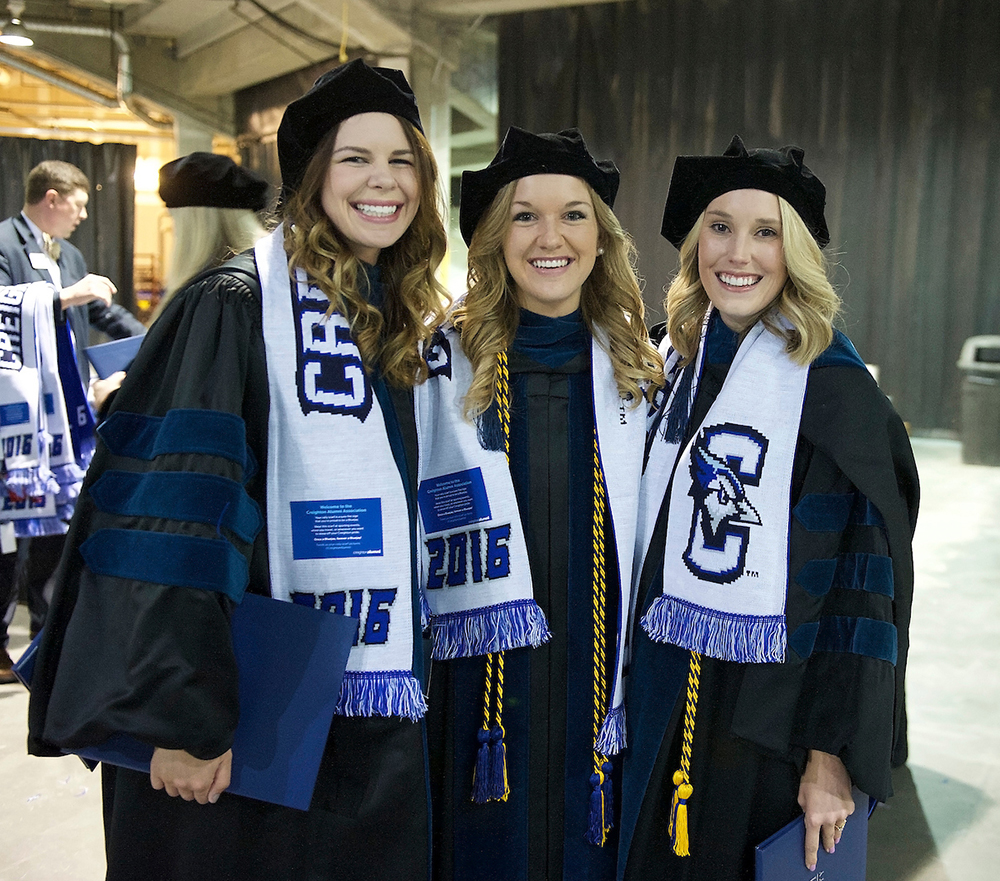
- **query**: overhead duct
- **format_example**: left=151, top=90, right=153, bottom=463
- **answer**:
left=7, top=18, right=173, bottom=130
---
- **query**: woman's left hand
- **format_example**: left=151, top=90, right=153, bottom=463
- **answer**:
left=797, top=749, right=855, bottom=871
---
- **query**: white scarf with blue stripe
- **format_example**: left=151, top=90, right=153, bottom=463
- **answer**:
left=636, top=311, right=809, bottom=664
left=0, top=282, right=87, bottom=535
left=415, top=324, right=644, bottom=752
left=257, top=228, right=425, bottom=720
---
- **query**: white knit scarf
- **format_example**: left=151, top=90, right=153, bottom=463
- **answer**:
left=636, top=311, right=809, bottom=664
left=0, top=282, right=80, bottom=535
left=258, top=227, right=425, bottom=720
left=415, top=324, right=644, bottom=752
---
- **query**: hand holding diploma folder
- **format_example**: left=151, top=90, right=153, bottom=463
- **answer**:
left=16, top=593, right=358, bottom=810
left=755, top=788, right=873, bottom=881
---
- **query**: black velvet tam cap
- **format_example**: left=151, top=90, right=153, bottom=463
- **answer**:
left=276, top=58, right=423, bottom=203
left=158, top=153, right=269, bottom=211
left=459, top=126, right=620, bottom=245
left=661, top=135, right=830, bottom=248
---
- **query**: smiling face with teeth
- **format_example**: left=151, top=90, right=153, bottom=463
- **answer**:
left=501, top=174, right=600, bottom=317
left=320, top=112, right=420, bottom=264
left=697, top=188, right=789, bottom=332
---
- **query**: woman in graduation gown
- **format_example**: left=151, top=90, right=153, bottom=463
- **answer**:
left=27, top=59, right=449, bottom=881
left=620, top=137, right=919, bottom=880
left=419, top=127, right=663, bottom=881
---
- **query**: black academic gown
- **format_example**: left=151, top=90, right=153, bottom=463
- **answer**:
left=619, top=316, right=919, bottom=881
left=27, top=255, right=432, bottom=881
left=430, top=309, right=620, bottom=881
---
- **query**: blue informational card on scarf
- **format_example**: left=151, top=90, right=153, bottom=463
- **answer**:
left=755, top=788, right=872, bottom=881
left=15, top=592, right=358, bottom=810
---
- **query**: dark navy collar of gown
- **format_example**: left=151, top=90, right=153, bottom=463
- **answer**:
left=512, top=307, right=589, bottom=368
left=706, top=310, right=739, bottom=366
left=361, top=261, right=384, bottom=309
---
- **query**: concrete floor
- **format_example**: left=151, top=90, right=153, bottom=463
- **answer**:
left=0, top=436, right=997, bottom=880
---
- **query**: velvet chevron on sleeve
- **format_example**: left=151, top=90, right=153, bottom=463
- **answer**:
left=620, top=323, right=918, bottom=881
left=28, top=258, right=268, bottom=762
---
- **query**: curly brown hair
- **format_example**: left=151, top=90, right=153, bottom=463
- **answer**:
left=282, top=115, right=449, bottom=387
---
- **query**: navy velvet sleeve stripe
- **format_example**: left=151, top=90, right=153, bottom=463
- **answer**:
left=79, top=528, right=249, bottom=602
left=793, top=492, right=853, bottom=532
left=789, top=616, right=897, bottom=664
left=849, top=495, right=886, bottom=528
left=793, top=553, right=894, bottom=598
left=98, top=409, right=251, bottom=474
left=794, top=490, right=887, bottom=533
left=89, top=471, right=263, bottom=544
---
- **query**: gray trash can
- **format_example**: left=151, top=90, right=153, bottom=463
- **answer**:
left=957, top=335, right=1000, bottom=465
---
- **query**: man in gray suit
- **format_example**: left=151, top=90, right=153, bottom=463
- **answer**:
left=0, top=159, right=144, bottom=682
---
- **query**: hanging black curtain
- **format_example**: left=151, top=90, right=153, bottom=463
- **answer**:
left=498, top=0, right=1000, bottom=433
left=0, top=136, right=137, bottom=315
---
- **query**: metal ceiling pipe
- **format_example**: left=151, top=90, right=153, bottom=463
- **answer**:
left=0, top=46, right=118, bottom=108
left=20, top=19, right=173, bottom=130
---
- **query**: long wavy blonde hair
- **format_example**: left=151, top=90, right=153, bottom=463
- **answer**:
left=156, top=205, right=267, bottom=318
left=666, top=196, right=840, bottom=365
left=452, top=178, right=663, bottom=418
left=282, top=116, right=449, bottom=387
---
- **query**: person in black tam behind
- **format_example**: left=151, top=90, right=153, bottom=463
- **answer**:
left=619, top=137, right=919, bottom=880
left=420, top=127, right=663, bottom=881
left=27, top=59, right=449, bottom=881
left=155, top=152, right=269, bottom=318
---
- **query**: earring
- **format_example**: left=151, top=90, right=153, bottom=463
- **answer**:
left=597, top=247, right=605, bottom=256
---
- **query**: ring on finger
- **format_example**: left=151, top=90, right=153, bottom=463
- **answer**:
left=834, top=820, right=846, bottom=832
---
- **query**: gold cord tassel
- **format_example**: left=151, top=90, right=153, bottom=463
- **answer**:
left=669, top=651, right=701, bottom=856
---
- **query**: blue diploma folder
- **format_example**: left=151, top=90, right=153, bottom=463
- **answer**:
left=15, top=592, right=358, bottom=811
left=85, top=333, right=145, bottom=378
left=755, top=788, right=871, bottom=881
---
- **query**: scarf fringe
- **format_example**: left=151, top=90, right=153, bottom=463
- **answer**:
left=13, top=516, right=68, bottom=537
left=3, top=466, right=59, bottom=498
left=335, top=670, right=428, bottom=721
left=51, top=461, right=87, bottom=504
left=475, top=401, right=504, bottom=452
left=595, top=702, right=627, bottom=756
left=641, top=595, right=786, bottom=664
left=430, top=599, right=551, bottom=660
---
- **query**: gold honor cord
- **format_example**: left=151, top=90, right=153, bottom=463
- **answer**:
left=668, top=651, right=701, bottom=856
left=472, top=349, right=616, bottom=848
left=472, top=351, right=512, bottom=803
left=586, top=436, right=613, bottom=846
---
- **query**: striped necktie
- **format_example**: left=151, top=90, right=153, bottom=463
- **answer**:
left=42, top=232, right=61, bottom=262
